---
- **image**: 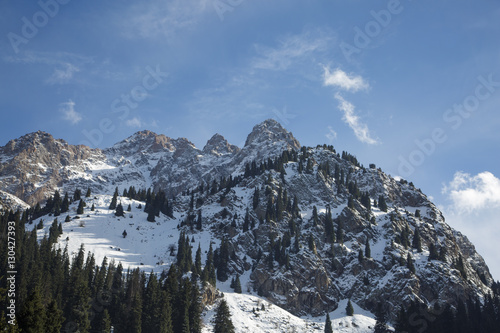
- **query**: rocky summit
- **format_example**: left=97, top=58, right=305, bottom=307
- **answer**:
left=0, top=119, right=496, bottom=323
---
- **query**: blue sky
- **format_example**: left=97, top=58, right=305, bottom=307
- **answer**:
left=1, top=0, right=500, bottom=278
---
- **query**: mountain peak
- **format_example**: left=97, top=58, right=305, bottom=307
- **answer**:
left=203, top=133, right=240, bottom=156
left=1, top=131, right=63, bottom=155
left=244, top=119, right=300, bottom=149
left=110, top=130, right=175, bottom=154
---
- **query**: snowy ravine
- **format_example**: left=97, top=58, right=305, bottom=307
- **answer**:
left=8, top=119, right=495, bottom=327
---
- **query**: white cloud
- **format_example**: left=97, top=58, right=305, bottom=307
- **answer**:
left=335, top=93, right=378, bottom=145
left=126, top=117, right=143, bottom=128
left=323, top=67, right=369, bottom=92
left=442, top=171, right=500, bottom=213
left=442, top=171, right=500, bottom=279
left=46, top=63, right=80, bottom=85
left=60, top=100, right=82, bottom=125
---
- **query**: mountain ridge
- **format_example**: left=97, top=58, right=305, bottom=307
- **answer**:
left=2, top=119, right=497, bottom=324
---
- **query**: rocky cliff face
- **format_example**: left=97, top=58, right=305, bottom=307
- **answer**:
left=0, top=131, right=103, bottom=205
left=0, top=120, right=495, bottom=320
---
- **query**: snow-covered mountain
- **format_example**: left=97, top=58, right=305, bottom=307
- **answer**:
left=0, top=119, right=299, bottom=206
left=2, top=119, right=497, bottom=329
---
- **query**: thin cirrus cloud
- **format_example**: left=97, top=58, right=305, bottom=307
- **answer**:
left=120, top=0, right=211, bottom=39
left=60, top=100, right=82, bottom=125
left=252, top=29, right=334, bottom=71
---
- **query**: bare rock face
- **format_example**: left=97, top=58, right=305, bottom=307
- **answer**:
left=0, top=131, right=102, bottom=205
left=203, top=134, right=240, bottom=156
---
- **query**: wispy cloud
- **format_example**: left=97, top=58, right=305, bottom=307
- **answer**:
left=326, top=126, right=337, bottom=143
left=46, top=63, right=80, bottom=85
left=323, top=67, right=369, bottom=92
left=252, top=29, right=335, bottom=71
left=334, top=93, right=378, bottom=145
left=4, top=51, right=92, bottom=85
left=442, top=171, right=500, bottom=213
left=126, top=117, right=143, bottom=128
left=120, top=0, right=210, bottom=39
left=60, top=100, right=82, bottom=125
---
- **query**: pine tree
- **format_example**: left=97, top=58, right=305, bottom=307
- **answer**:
left=324, top=313, right=333, bottom=333
left=115, top=203, right=124, bottom=217
left=358, top=249, right=364, bottom=262
left=412, top=227, right=423, bottom=252
left=85, top=187, right=91, bottom=197
left=252, top=187, right=259, bottom=210
left=61, top=192, right=70, bottom=213
left=194, top=244, right=202, bottom=278
left=74, top=188, right=82, bottom=201
left=233, top=275, right=242, bottom=293
left=65, top=215, right=71, bottom=222
left=214, top=298, right=235, bottom=333
left=127, top=204, right=132, bottom=212
left=45, top=300, right=64, bottom=333
left=196, top=210, right=202, bottom=230
left=147, top=210, right=156, bottom=222
left=109, top=187, right=119, bottom=210
left=365, top=238, right=371, bottom=258
left=346, top=300, right=354, bottom=316
left=374, top=303, right=388, bottom=333
left=378, top=195, right=388, bottom=212
left=19, top=286, right=46, bottom=332
left=429, top=243, right=439, bottom=261
left=77, top=199, right=85, bottom=215
left=407, top=253, right=416, bottom=274
left=243, top=208, right=250, bottom=232
left=97, top=309, right=111, bottom=333
left=91, top=203, right=95, bottom=211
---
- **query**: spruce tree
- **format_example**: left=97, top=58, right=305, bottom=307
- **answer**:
left=378, top=195, right=388, bottom=212
left=61, top=192, right=70, bottom=213
left=346, top=300, right=354, bottom=316
left=365, top=238, right=371, bottom=258
left=109, top=187, right=119, bottom=210
left=407, top=253, right=416, bottom=274
left=147, top=210, right=156, bottom=222
left=45, top=300, right=64, bottom=333
left=324, top=313, right=333, bottom=333
left=115, top=203, right=124, bottom=217
left=374, top=303, right=388, bottom=333
left=412, top=227, right=423, bottom=253
left=233, top=275, right=242, bottom=293
left=77, top=199, right=85, bottom=215
left=196, top=210, right=202, bottom=230
left=214, top=298, right=235, bottom=333
left=19, top=286, right=46, bottom=332
left=194, top=244, right=202, bottom=278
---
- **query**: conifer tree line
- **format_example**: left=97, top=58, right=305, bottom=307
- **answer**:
left=394, top=297, right=500, bottom=333
left=0, top=208, right=209, bottom=333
